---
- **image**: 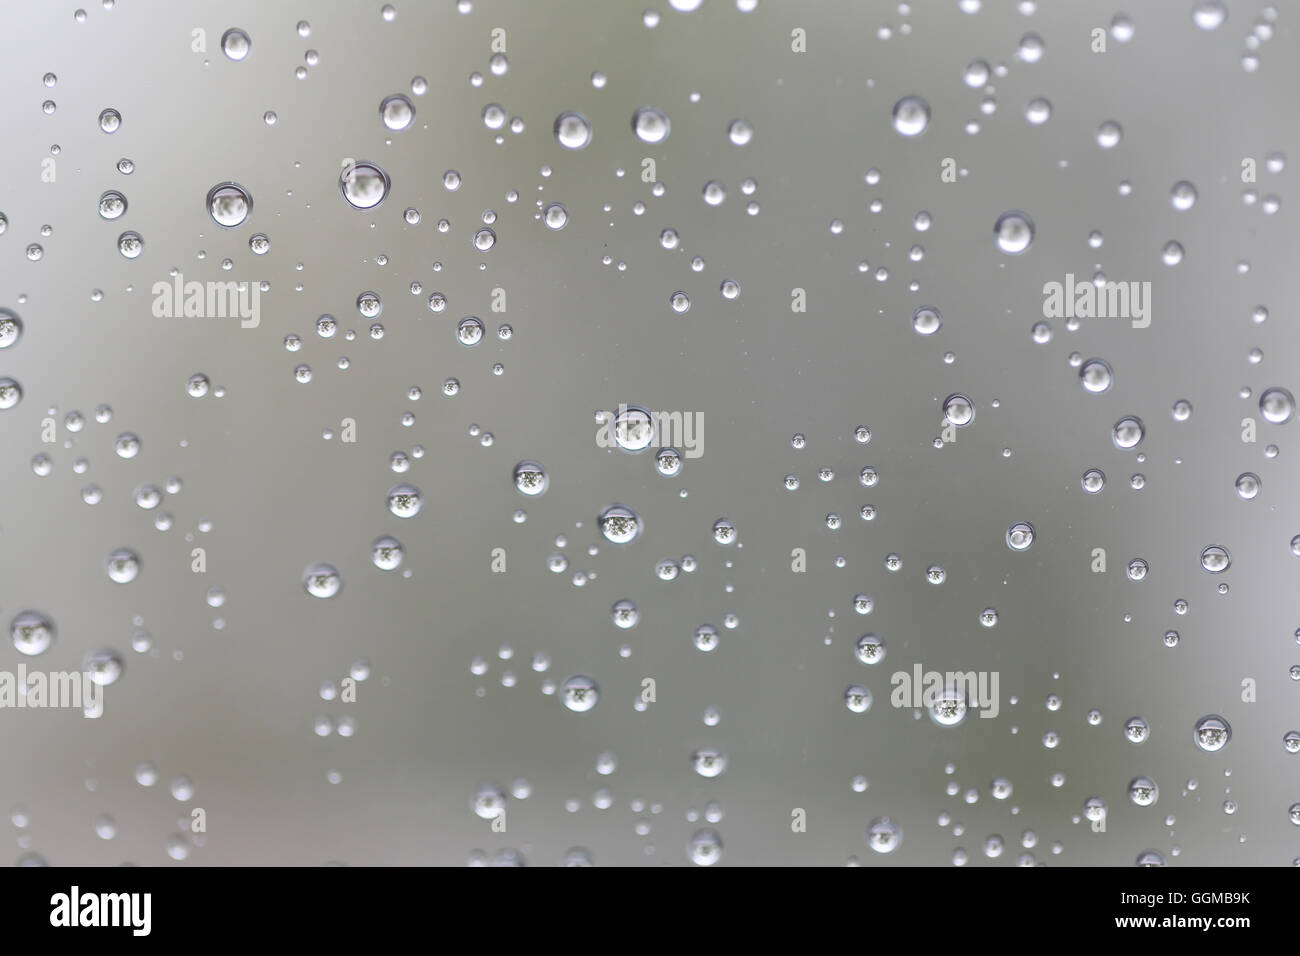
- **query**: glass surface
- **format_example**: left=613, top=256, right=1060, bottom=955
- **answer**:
left=0, top=0, right=1297, bottom=867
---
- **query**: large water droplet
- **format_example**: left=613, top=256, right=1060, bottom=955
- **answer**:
left=340, top=162, right=390, bottom=209
left=631, top=106, right=670, bottom=144
left=206, top=182, right=252, bottom=227
left=105, top=548, right=141, bottom=584
left=599, top=504, right=641, bottom=544
left=10, top=610, right=54, bottom=656
left=1199, top=545, right=1230, bottom=573
left=0, top=309, right=21, bottom=349
left=380, top=94, right=414, bottom=131
left=1259, top=387, right=1294, bottom=424
left=221, top=27, right=251, bottom=60
left=387, top=483, right=423, bottom=518
left=513, top=460, right=548, bottom=496
left=554, top=111, right=592, bottom=149
left=371, top=536, right=404, bottom=570
left=891, top=96, right=930, bottom=137
left=1112, top=416, right=1144, bottom=449
left=560, top=675, right=599, bottom=712
left=866, top=817, right=903, bottom=852
left=302, top=563, right=342, bottom=598
left=1193, top=714, right=1231, bottom=752
left=994, top=211, right=1035, bottom=254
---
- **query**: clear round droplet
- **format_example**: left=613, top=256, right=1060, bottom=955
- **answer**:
left=1112, top=416, right=1144, bottom=449
left=1079, top=358, right=1113, bottom=393
left=206, top=182, right=252, bottom=227
left=340, top=162, right=390, bottom=210
left=891, top=96, right=930, bottom=137
left=1199, top=545, right=1230, bottom=573
left=554, top=111, right=592, bottom=149
left=1259, top=387, right=1294, bottom=424
left=513, top=460, right=548, bottom=496
left=598, top=504, right=641, bottom=544
left=1006, top=522, right=1035, bottom=551
left=1193, top=714, right=1231, bottom=752
left=994, top=211, right=1035, bottom=254
left=631, top=106, right=670, bottom=144
left=10, top=610, right=55, bottom=656
left=380, top=94, right=415, bottom=131
left=105, top=548, right=141, bottom=584
left=220, top=27, right=251, bottom=60
left=560, top=675, right=599, bottom=712
left=387, top=483, right=423, bottom=518
left=866, top=817, right=903, bottom=853
left=302, top=563, right=342, bottom=598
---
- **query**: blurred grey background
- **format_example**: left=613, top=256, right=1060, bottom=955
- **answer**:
left=0, top=0, right=1297, bottom=865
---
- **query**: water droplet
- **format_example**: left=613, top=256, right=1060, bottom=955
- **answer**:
left=117, top=231, right=143, bottom=258
left=105, top=548, right=140, bottom=584
left=891, top=96, right=930, bottom=137
left=1192, top=1, right=1227, bottom=31
left=380, top=94, right=414, bottom=131
left=912, top=306, right=942, bottom=335
left=692, top=748, right=727, bottom=777
left=221, top=27, right=251, bottom=60
left=632, top=106, right=670, bottom=144
left=513, top=460, right=548, bottom=497
left=1079, top=358, right=1113, bottom=393
left=340, top=162, right=390, bottom=209
left=206, top=182, right=252, bottom=227
left=543, top=203, right=568, bottom=230
left=1259, top=387, right=1294, bottom=424
left=0, top=310, right=23, bottom=350
left=302, top=563, right=342, bottom=598
left=371, top=536, right=404, bottom=570
left=1006, top=522, right=1035, bottom=551
left=1128, top=776, right=1158, bottom=807
left=554, top=111, right=592, bottom=149
left=1096, top=120, right=1123, bottom=149
left=711, top=518, right=737, bottom=546
left=1081, top=468, right=1106, bottom=493
left=1193, top=714, right=1231, bottom=752
left=1112, top=416, right=1144, bottom=449
left=84, top=649, right=123, bottom=686
left=727, top=119, right=753, bottom=146
left=1199, top=545, right=1230, bottom=573
left=387, top=483, right=423, bottom=518
left=688, top=828, right=723, bottom=865
left=0, top=378, right=21, bottom=409
left=560, top=675, right=599, bottom=712
left=599, top=504, right=641, bottom=544
left=1017, top=32, right=1045, bottom=63
left=471, top=784, right=506, bottom=819
left=855, top=633, right=886, bottom=665
left=994, top=211, right=1034, bottom=254
left=10, top=611, right=54, bottom=656
left=1171, top=181, right=1198, bottom=210
left=866, top=817, right=902, bottom=852
left=98, top=190, right=127, bottom=220
left=943, top=393, right=975, bottom=427
left=843, top=685, right=872, bottom=713
left=929, top=685, right=968, bottom=727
